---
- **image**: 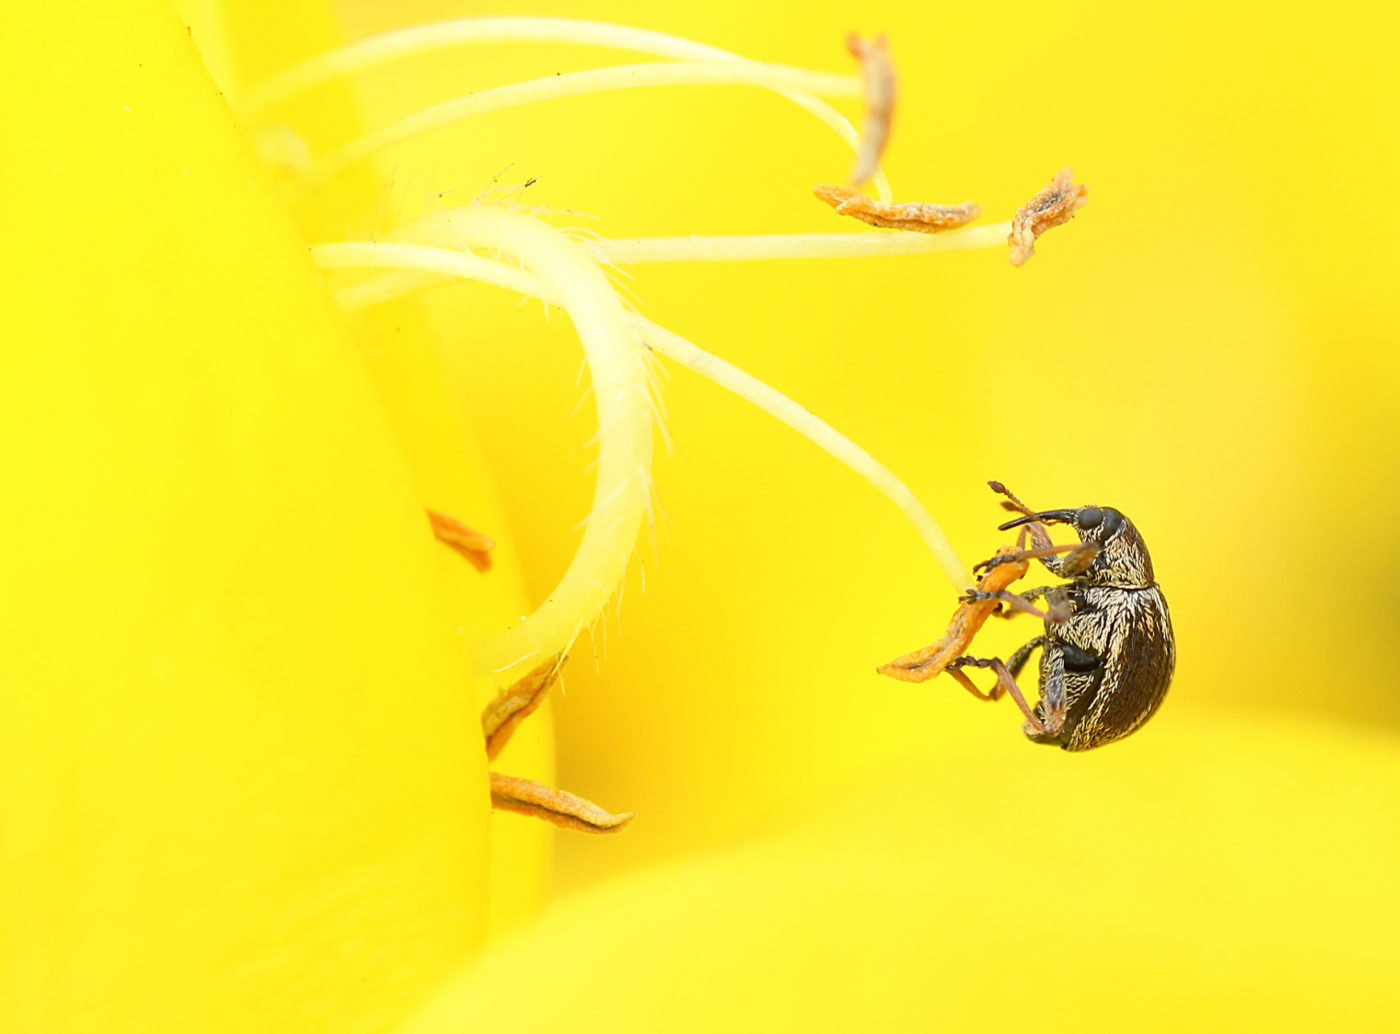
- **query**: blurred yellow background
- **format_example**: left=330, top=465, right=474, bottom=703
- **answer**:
left=8, top=0, right=1397, bottom=1029
left=329, top=0, right=1400, bottom=891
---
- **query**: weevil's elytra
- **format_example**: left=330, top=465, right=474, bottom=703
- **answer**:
left=988, top=484, right=1176, bottom=750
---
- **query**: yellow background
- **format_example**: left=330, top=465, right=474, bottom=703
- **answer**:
left=334, top=0, right=1400, bottom=885
left=6, top=0, right=1397, bottom=1029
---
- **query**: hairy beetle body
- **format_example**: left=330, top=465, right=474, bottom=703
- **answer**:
left=992, top=492, right=1176, bottom=750
left=1025, top=580, right=1174, bottom=750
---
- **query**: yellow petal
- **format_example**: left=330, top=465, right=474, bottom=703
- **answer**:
left=353, top=296, right=556, bottom=937
left=402, top=715, right=1400, bottom=1033
left=1, top=1, right=490, bottom=1029
left=186, top=0, right=557, bottom=936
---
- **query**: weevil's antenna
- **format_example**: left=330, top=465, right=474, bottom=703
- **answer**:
left=989, top=480, right=1036, bottom=518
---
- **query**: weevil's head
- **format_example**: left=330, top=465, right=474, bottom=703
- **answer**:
left=1000, top=504, right=1156, bottom=587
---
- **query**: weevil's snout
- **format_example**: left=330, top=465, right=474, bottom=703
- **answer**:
left=999, top=505, right=1125, bottom=541
left=997, top=508, right=1078, bottom=532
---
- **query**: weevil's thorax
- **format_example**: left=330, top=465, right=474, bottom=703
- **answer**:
left=1073, top=507, right=1155, bottom=589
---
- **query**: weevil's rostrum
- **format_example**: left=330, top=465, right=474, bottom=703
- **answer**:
left=879, top=483, right=1175, bottom=751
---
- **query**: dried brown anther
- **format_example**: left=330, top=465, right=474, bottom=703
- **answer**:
left=1008, top=167, right=1089, bottom=267
left=813, top=183, right=982, bottom=232
left=426, top=508, right=494, bottom=571
left=878, top=545, right=1031, bottom=683
left=490, top=773, right=635, bottom=835
left=482, top=653, right=565, bottom=761
left=484, top=654, right=634, bottom=835
left=846, top=33, right=896, bottom=187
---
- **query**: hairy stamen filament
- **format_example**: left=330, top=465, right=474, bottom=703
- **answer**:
left=241, top=16, right=891, bottom=200
left=328, top=209, right=654, bottom=679
left=312, top=232, right=973, bottom=594
left=300, top=61, right=863, bottom=191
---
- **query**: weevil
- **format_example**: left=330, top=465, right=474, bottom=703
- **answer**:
left=951, top=481, right=1176, bottom=751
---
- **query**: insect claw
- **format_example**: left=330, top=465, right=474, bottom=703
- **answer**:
left=974, top=553, right=1012, bottom=573
left=950, top=654, right=993, bottom=669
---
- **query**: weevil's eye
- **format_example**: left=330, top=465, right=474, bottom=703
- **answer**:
left=1101, top=508, right=1124, bottom=537
left=1078, top=506, right=1103, bottom=529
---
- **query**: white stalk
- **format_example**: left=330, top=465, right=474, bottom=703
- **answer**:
left=595, top=226, right=1014, bottom=264
left=317, top=210, right=654, bottom=679
left=302, top=61, right=863, bottom=190
left=241, top=16, right=891, bottom=200
left=313, top=232, right=972, bottom=592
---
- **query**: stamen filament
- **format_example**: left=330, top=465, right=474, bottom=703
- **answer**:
left=595, top=225, right=1013, bottom=264
left=318, top=210, right=654, bottom=680
left=302, top=61, right=864, bottom=190
left=312, top=232, right=972, bottom=592
left=242, top=16, right=891, bottom=200
left=318, top=224, right=1016, bottom=312
left=637, top=320, right=972, bottom=589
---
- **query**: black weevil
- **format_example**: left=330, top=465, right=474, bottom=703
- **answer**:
left=950, top=482, right=1176, bottom=751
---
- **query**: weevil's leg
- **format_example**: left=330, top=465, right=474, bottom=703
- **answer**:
left=1042, top=541, right=1100, bottom=578
left=974, top=542, right=1098, bottom=575
left=1006, top=635, right=1046, bottom=678
left=426, top=508, right=494, bottom=572
left=988, top=584, right=1053, bottom=619
left=950, top=656, right=1050, bottom=734
left=945, top=664, right=1001, bottom=702
left=960, top=589, right=1051, bottom=619
left=1031, top=646, right=1068, bottom=740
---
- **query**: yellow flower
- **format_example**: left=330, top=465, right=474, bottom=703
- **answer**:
left=2, top=1, right=512, bottom=1029
left=6, top=0, right=1400, bottom=1032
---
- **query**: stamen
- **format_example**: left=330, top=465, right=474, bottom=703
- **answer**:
left=301, top=61, right=864, bottom=191
left=489, top=772, right=634, bottom=834
left=636, top=319, right=972, bottom=590
left=318, top=208, right=655, bottom=680
left=813, top=183, right=981, bottom=233
left=426, top=508, right=494, bottom=572
left=319, top=226, right=1017, bottom=290
left=592, top=225, right=1012, bottom=264
left=482, top=653, right=566, bottom=761
left=1008, top=168, right=1088, bottom=266
left=877, top=544, right=1030, bottom=683
left=241, top=16, right=892, bottom=200
left=846, top=34, right=895, bottom=187
left=312, top=235, right=974, bottom=590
